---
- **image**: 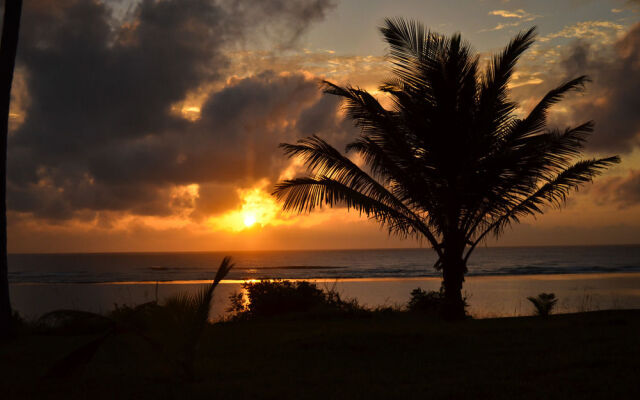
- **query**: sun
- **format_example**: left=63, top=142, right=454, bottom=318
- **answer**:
left=243, top=213, right=257, bottom=228
left=207, top=182, right=285, bottom=232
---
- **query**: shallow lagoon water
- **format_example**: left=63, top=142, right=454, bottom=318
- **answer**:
left=11, top=273, right=640, bottom=319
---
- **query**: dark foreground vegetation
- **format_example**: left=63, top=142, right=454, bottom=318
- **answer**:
left=1, top=306, right=638, bottom=399
left=1, top=263, right=634, bottom=399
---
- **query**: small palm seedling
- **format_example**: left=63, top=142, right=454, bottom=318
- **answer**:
left=178, top=256, right=234, bottom=379
left=527, top=293, right=558, bottom=316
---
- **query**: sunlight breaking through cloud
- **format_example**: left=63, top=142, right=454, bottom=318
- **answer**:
left=207, top=181, right=284, bottom=232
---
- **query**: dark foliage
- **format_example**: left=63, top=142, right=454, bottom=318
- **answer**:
left=35, top=257, right=234, bottom=380
left=407, top=287, right=444, bottom=315
left=36, top=309, right=115, bottom=335
left=108, top=301, right=162, bottom=331
left=228, top=280, right=363, bottom=319
left=4, top=310, right=640, bottom=399
left=8, top=310, right=27, bottom=335
left=407, top=287, right=468, bottom=316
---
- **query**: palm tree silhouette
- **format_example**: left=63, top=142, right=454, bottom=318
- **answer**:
left=273, top=18, right=620, bottom=319
left=0, top=0, right=23, bottom=337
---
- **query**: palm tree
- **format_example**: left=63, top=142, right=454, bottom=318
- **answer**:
left=0, top=0, right=23, bottom=338
left=273, top=18, right=620, bottom=319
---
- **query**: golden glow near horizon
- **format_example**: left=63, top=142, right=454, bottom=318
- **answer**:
left=208, top=181, right=282, bottom=232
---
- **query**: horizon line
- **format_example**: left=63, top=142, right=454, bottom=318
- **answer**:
left=8, top=242, right=640, bottom=256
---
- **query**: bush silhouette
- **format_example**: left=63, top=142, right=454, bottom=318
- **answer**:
left=408, top=287, right=468, bottom=316
left=229, top=280, right=362, bottom=318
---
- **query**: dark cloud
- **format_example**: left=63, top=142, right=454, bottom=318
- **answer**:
left=8, top=0, right=342, bottom=222
left=557, top=22, right=640, bottom=152
left=592, top=170, right=640, bottom=208
left=86, top=71, right=331, bottom=187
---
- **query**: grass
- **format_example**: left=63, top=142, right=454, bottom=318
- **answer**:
left=1, top=309, right=639, bottom=399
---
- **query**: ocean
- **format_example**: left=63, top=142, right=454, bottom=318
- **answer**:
left=8, top=245, right=640, bottom=319
left=9, top=245, right=640, bottom=284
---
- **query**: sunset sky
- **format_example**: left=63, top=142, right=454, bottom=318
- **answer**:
left=6, top=0, right=640, bottom=253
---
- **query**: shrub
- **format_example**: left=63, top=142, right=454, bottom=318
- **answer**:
left=527, top=293, right=558, bottom=317
left=407, top=288, right=444, bottom=315
left=37, top=309, right=115, bottom=335
left=407, top=287, right=469, bottom=317
left=228, top=280, right=363, bottom=318
left=108, top=301, right=161, bottom=331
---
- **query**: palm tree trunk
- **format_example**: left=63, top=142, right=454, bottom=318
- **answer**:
left=440, top=251, right=467, bottom=320
left=0, top=0, right=23, bottom=338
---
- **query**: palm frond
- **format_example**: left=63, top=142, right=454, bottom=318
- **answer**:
left=477, top=27, right=536, bottom=137
left=379, top=17, right=437, bottom=90
left=465, top=156, right=620, bottom=261
left=508, top=76, right=590, bottom=140
left=464, top=120, right=597, bottom=231
left=322, top=80, right=401, bottom=141
left=279, top=135, right=407, bottom=210
left=274, top=176, right=427, bottom=239
left=192, top=256, right=234, bottom=335
left=509, top=156, right=619, bottom=215
left=276, top=135, right=443, bottom=251
left=181, top=256, right=234, bottom=379
left=482, top=27, right=536, bottom=96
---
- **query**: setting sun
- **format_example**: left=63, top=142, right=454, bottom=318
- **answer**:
left=208, top=181, right=285, bottom=232
left=243, top=214, right=257, bottom=228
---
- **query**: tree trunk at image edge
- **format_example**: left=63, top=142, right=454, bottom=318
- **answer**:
left=0, top=0, right=23, bottom=338
left=441, top=255, right=467, bottom=320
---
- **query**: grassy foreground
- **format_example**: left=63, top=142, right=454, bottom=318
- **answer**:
left=1, top=310, right=639, bottom=399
